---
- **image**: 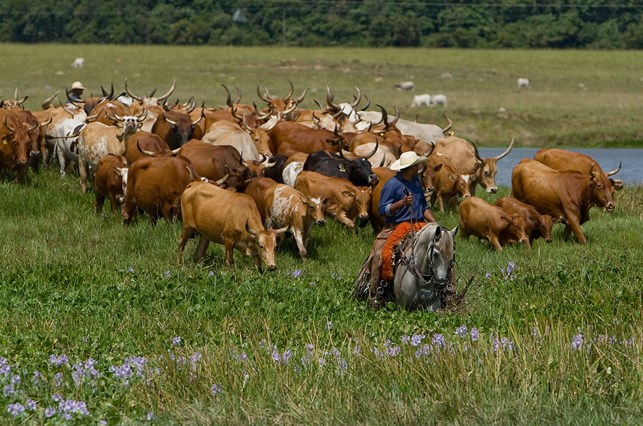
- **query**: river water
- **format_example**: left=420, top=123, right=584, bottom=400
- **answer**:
left=477, top=148, right=643, bottom=187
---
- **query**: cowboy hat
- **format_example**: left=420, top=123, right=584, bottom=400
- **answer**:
left=389, top=151, right=428, bottom=171
left=70, top=81, right=87, bottom=91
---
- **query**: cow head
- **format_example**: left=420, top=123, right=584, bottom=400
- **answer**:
left=470, top=138, right=513, bottom=194
left=303, top=196, right=326, bottom=226
left=337, top=147, right=379, bottom=187
left=246, top=222, right=288, bottom=271
left=2, top=116, right=33, bottom=166
left=536, top=214, right=554, bottom=243
left=354, top=186, right=372, bottom=221
left=588, top=163, right=615, bottom=212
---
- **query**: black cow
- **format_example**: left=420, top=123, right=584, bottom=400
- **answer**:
left=263, top=154, right=289, bottom=184
left=303, top=149, right=379, bottom=187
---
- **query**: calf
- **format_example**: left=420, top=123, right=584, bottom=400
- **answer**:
left=94, top=154, right=128, bottom=214
left=458, top=196, right=529, bottom=251
left=246, top=177, right=325, bottom=258
left=178, top=181, right=287, bottom=270
left=425, top=154, right=471, bottom=212
left=294, top=171, right=371, bottom=231
left=495, top=197, right=553, bottom=248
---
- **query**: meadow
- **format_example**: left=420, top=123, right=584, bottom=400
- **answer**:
left=0, top=45, right=642, bottom=424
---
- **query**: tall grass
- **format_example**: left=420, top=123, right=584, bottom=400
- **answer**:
left=0, top=46, right=641, bottom=423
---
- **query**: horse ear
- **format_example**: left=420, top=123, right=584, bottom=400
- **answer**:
left=450, top=225, right=458, bottom=237
left=433, top=225, right=442, bottom=241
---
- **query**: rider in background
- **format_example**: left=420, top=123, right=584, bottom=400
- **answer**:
left=368, top=151, right=436, bottom=309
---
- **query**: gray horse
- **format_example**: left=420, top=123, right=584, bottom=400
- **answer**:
left=354, top=223, right=458, bottom=310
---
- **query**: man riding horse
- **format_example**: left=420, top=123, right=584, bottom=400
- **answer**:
left=368, top=151, right=437, bottom=309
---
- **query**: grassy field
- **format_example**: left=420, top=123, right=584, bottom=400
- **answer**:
left=1, top=44, right=642, bottom=147
left=0, top=45, right=642, bottom=424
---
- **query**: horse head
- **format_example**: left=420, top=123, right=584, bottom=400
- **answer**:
left=426, top=225, right=457, bottom=287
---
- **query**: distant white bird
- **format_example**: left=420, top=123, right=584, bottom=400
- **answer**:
left=71, top=57, right=85, bottom=68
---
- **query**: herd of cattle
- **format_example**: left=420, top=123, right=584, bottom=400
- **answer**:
left=0, top=80, right=624, bottom=269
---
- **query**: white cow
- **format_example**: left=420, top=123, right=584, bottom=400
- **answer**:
left=282, top=161, right=304, bottom=187
left=517, top=78, right=530, bottom=89
left=71, top=57, right=85, bottom=68
left=394, top=81, right=415, bottom=91
left=411, top=94, right=432, bottom=108
left=431, top=94, right=447, bottom=107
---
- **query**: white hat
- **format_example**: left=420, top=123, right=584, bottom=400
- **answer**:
left=71, top=81, right=86, bottom=91
left=390, top=151, right=428, bottom=171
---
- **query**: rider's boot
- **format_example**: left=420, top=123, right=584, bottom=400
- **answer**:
left=367, top=255, right=387, bottom=309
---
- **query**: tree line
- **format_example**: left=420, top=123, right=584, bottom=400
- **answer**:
left=1, top=0, right=642, bottom=49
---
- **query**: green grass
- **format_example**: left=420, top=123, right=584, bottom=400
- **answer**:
left=0, top=45, right=641, bottom=424
left=1, top=44, right=642, bottom=147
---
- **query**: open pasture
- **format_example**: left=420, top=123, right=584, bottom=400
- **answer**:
left=0, top=45, right=641, bottom=423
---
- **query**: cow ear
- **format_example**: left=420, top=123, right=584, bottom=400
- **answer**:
left=342, top=190, right=355, bottom=199
left=432, top=163, right=443, bottom=172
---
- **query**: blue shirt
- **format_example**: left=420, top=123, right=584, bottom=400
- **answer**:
left=378, top=173, right=429, bottom=224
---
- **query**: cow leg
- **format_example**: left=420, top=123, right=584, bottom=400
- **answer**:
left=488, top=235, right=503, bottom=251
left=335, top=212, right=356, bottom=231
left=78, top=155, right=88, bottom=193
left=196, top=235, right=210, bottom=261
left=56, top=143, right=67, bottom=176
left=437, top=193, right=445, bottom=213
left=566, top=218, right=587, bottom=244
left=292, top=228, right=307, bottom=258
left=177, top=226, right=195, bottom=265
left=95, top=193, right=105, bottom=214
left=224, top=237, right=235, bottom=266
left=122, top=202, right=136, bottom=225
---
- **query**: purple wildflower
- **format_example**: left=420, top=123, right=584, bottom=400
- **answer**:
left=282, top=349, right=293, bottom=364
left=455, top=325, right=468, bottom=337
left=210, top=383, right=222, bottom=395
left=25, top=399, right=37, bottom=411
left=470, top=327, right=479, bottom=341
left=3, top=384, right=14, bottom=396
left=411, top=334, right=425, bottom=346
left=171, top=336, right=182, bottom=346
left=401, top=335, right=411, bottom=344
left=291, top=269, right=302, bottom=278
left=317, top=357, right=326, bottom=367
left=45, top=407, right=56, bottom=418
left=326, top=321, right=333, bottom=330
left=54, top=372, right=63, bottom=387
left=208, top=271, right=215, bottom=277
left=164, top=270, right=171, bottom=279
left=387, top=346, right=401, bottom=357
left=10, top=374, right=20, bottom=385
left=49, top=354, right=69, bottom=367
left=147, top=412, right=155, bottom=421
left=414, top=344, right=432, bottom=358
left=32, top=370, right=43, bottom=386
left=51, top=393, right=63, bottom=402
left=572, top=334, right=584, bottom=351
left=7, top=403, right=25, bottom=416
left=271, top=347, right=281, bottom=363
left=485, top=272, right=492, bottom=279
left=127, top=267, right=135, bottom=273
left=432, top=333, right=446, bottom=349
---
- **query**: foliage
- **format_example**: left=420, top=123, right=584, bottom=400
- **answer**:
left=0, top=0, right=642, bottom=48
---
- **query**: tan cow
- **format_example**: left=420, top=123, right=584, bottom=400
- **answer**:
left=294, top=171, right=371, bottom=231
left=94, top=154, right=128, bottom=214
left=495, top=197, right=553, bottom=248
left=433, top=136, right=513, bottom=195
left=425, top=153, right=471, bottom=212
left=245, top=177, right=326, bottom=258
left=177, top=181, right=287, bottom=270
left=458, top=196, right=529, bottom=251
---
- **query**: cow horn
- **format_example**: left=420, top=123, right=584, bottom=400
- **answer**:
left=379, top=151, right=386, bottom=167
left=85, top=111, right=100, bottom=122
left=493, top=138, right=514, bottom=160
left=231, top=105, right=243, bottom=123
left=365, top=139, right=379, bottom=159
left=390, top=106, right=400, bottom=127
left=233, top=84, right=242, bottom=104
left=165, top=115, right=178, bottom=126
left=606, top=162, right=621, bottom=176
left=185, top=97, right=196, bottom=113
left=100, top=83, right=114, bottom=99
left=464, top=137, right=483, bottom=161
left=157, top=78, right=176, bottom=103
left=326, top=86, right=340, bottom=111
left=283, top=101, right=298, bottom=116
left=350, top=86, right=362, bottom=107
left=222, top=84, right=233, bottom=107
left=241, top=114, right=253, bottom=132
left=26, top=120, right=40, bottom=132
left=284, top=79, right=295, bottom=101
left=148, top=88, right=157, bottom=98
left=313, top=100, right=323, bottom=110
left=311, top=111, right=320, bottom=125
left=41, top=90, right=60, bottom=109
left=191, top=109, right=204, bottom=126
left=215, top=173, right=229, bottom=186
left=136, top=109, right=148, bottom=122
left=245, top=220, right=257, bottom=237
left=137, top=139, right=158, bottom=157
left=376, top=104, right=389, bottom=128
left=257, top=83, right=271, bottom=103
left=124, top=79, right=143, bottom=102
left=3, top=117, right=14, bottom=132
left=60, top=101, right=75, bottom=117
left=65, top=87, right=84, bottom=105
left=441, top=114, right=453, bottom=134
left=360, top=95, right=371, bottom=111
left=171, top=147, right=181, bottom=155
left=293, top=87, right=308, bottom=105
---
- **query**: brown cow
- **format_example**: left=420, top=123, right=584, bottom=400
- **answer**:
left=122, top=155, right=200, bottom=225
left=535, top=148, right=623, bottom=193
left=459, top=196, right=529, bottom=251
left=125, top=131, right=178, bottom=164
left=267, top=121, right=343, bottom=157
left=511, top=158, right=615, bottom=244
left=425, top=153, right=471, bottom=212
left=433, top=136, right=513, bottom=195
left=177, top=181, right=287, bottom=269
left=495, top=197, right=553, bottom=248
left=245, top=177, right=326, bottom=258
left=178, top=139, right=248, bottom=191
left=0, top=110, right=39, bottom=183
left=151, top=108, right=203, bottom=150
left=294, top=171, right=371, bottom=231
left=94, top=154, right=128, bottom=214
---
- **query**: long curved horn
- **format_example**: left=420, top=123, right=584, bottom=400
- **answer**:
left=65, top=87, right=85, bottom=104
left=256, top=83, right=271, bottom=103
left=376, top=104, right=389, bottom=128
left=157, top=78, right=176, bottom=103
left=41, top=90, right=60, bottom=109
left=285, top=80, right=295, bottom=100
left=493, top=138, right=514, bottom=160
left=606, top=162, right=621, bottom=176
left=441, top=113, right=453, bottom=134
left=390, top=106, right=400, bottom=127
left=137, top=139, right=158, bottom=157
left=185, top=97, right=196, bottom=113
left=326, top=86, right=340, bottom=111
left=222, top=84, right=233, bottom=107
left=147, top=88, right=157, bottom=98
left=233, top=84, right=242, bottom=104
left=136, top=109, right=148, bottom=122
left=463, top=137, right=483, bottom=161
left=191, top=109, right=204, bottom=126
left=351, top=86, right=362, bottom=107
left=100, top=83, right=114, bottom=99
left=124, top=79, right=143, bottom=102
left=379, top=150, right=386, bottom=167
left=360, top=95, right=371, bottom=111
left=215, top=173, right=229, bottom=186
left=292, top=87, right=308, bottom=105
left=365, top=139, right=380, bottom=159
